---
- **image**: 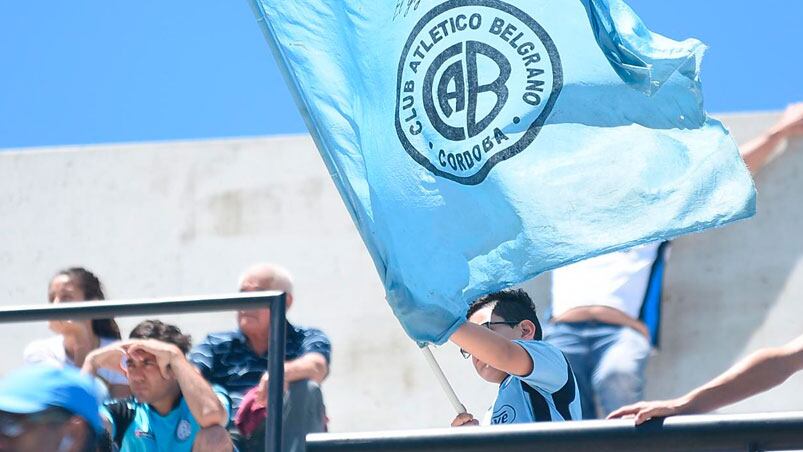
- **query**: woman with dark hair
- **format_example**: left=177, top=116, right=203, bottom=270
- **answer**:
left=23, top=267, right=129, bottom=399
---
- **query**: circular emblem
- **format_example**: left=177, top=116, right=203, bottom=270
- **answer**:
left=176, top=419, right=192, bottom=441
left=395, top=0, right=562, bottom=185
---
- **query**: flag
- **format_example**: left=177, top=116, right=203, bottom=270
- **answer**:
left=249, top=0, right=755, bottom=344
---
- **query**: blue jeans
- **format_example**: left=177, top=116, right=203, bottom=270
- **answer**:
left=544, top=321, right=651, bottom=419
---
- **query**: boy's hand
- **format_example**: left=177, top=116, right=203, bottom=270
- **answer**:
left=451, top=412, right=479, bottom=427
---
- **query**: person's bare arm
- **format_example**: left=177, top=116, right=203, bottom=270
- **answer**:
left=740, top=103, right=803, bottom=176
left=82, top=343, right=126, bottom=376
left=285, top=352, right=329, bottom=384
left=254, top=352, right=329, bottom=406
left=170, top=358, right=229, bottom=427
left=450, top=322, right=533, bottom=377
left=608, top=334, right=803, bottom=424
left=82, top=344, right=132, bottom=399
left=128, top=340, right=229, bottom=428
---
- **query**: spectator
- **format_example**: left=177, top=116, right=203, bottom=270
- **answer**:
left=0, top=365, right=104, bottom=452
left=608, top=333, right=803, bottom=424
left=449, top=289, right=581, bottom=427
left=545, top=242, right=663, bottom=420
left=545, top=103, right=803, bottom=419
left=189, top=263, right=330, bottom=451
left=24, top=267, right=128, bottom=399
left=83, top=320, right=232, bottom=452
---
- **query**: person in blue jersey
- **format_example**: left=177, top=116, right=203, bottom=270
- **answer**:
left=450, top=289, right=582, bottom=426
left=82, top=320, right=233, bottom=452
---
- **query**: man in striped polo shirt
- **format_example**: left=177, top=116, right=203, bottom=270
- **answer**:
left=189, top=263, right=331, bottom=451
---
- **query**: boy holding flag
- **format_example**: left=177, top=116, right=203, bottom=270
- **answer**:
left=450, top=289, right=581, bottom=426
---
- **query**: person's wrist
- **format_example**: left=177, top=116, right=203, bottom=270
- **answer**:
left=673, top=395, right=695, bottom=415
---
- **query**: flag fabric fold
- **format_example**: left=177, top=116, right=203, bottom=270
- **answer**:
left=250, top=0, right=755, bottom=344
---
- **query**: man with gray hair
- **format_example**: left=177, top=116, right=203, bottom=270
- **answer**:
left=189, top=263, right=331, bottom=451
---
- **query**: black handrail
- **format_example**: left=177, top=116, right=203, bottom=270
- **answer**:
left=307, top=411, right=803, bottom=452
left=0, top=292, right=279, bottom=321
left=266, top=291, right=286, bottom=452
left=0, top=291, right=286, bottom=452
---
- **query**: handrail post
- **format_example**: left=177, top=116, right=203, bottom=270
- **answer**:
left=266, top=293, right=287, bottom=452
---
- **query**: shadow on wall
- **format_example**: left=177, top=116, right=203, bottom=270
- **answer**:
left=646, top=135, right=803, bottom=401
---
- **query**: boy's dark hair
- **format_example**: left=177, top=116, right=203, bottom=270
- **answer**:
left=466, top=289, right=542, bottom=340
left=129, top=320, right=192, bottom=354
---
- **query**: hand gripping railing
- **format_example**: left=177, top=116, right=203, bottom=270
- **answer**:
left=307, top=411, right=803, bottom=452
left=0, top=291, right=287, bottom=452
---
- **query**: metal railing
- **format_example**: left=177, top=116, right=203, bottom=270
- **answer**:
left=307, top=411, right=803, bottom=452
left=0, top=291, right=286, bottom=452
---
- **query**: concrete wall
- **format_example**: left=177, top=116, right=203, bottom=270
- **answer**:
left=0, top=111, right=801, bottom=432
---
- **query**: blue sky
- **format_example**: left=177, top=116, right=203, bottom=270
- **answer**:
left=0, top=1, right=800, bottom=150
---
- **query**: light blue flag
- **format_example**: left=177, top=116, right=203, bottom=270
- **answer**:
left=249, top=0, right=755, bottom=344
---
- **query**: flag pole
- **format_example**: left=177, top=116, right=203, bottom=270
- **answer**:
left=421, top=345, right=467, bottom=414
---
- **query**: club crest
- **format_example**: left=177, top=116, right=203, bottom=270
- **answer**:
left=396, top=0, right=563, bottom=185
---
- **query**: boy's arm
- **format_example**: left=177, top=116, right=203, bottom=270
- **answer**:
left=608, top=334, right=803, bottom=424
left=450, top=322, right=533, bottom=377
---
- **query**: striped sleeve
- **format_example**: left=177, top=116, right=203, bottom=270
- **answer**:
left=299, top=328, right=332, bottom=363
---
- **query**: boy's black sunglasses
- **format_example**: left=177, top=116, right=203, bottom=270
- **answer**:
left=460, top=321, right=520, bottom=359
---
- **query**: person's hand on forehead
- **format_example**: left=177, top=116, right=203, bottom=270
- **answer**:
left=124, top=346, right=150, bottom=362
left=124, top=340, right=182, bottom=379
